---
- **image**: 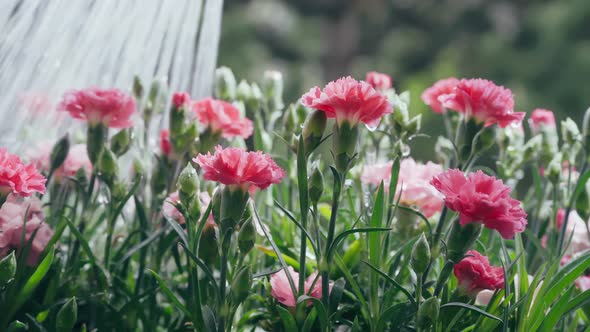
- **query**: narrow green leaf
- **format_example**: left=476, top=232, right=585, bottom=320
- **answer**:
left=362, top=260, right=415, bottom=304
left=328, top=227, right=391, bottom=260
left=538, top=286, right=575, bottom=332
left=164, top=217, right=189, bottom=248
left=149, top=270, right=192, bottom=319
left=277, top=305, right=298, bottom=332
left=440, top=302, right=503, bottom=323
left=298, top=295, right=328, bottom=331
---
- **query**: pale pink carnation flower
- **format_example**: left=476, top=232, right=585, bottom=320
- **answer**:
left=28, top=143, right=92, bottom=181
left=365, top=71, right=392, bottom=90
left=529, top=108, right=556, bottom=134
left=162, top=191, right=215, bottom=226
left=421, top=77, right=460, bottom=114
left=0, top=195, right=53, bottom=265
left=192, top=98, right=253, bottom=139
left=0, top=148, right=46, bottom=197
left=556, top=209, right=590, bottom=254
left=431, top=169, right=527, bottom=239
left=194, top=146, right=285, bottom=191
left=301, top=76, right=392, bottom=129
left=438, top=78, right=525, bottom=128
left=58, top=87, right=136, bottom=128
left=361, top=158, right=444, bottom=217
left=270, top=266, right=330, bottom=307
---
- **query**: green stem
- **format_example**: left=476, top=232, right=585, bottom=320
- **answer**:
left=297, top=150, right=309, bottom=296
left=218, top=230, right=232, bottom=332
left=434, top=261, right=454, bottom=297
left=322, top=172, right=343, bottom=309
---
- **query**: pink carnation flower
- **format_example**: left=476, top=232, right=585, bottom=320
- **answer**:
left=361, top=158, right=444, bottom=217
left=28, top=143, right=92, bottom=181
left=270, top=266, right=329, bottom=307
left=0, top=195, right=53, bottom=265
left=162, top=191, right=215, bottom=226
left=438, top=78, right=525, bottom=128
left=0, top=148, right=46, bottom=197
left=194, top=146, right=285, bottom=191
left=529, top=108, right=556, bottom=133
left=301, top=76, right=392, bottom=129
left=160, top=129, right=173, bottom=157
left=556, top=209, right=590, bottom=254
left=365, top=71, right=392, bottom=90
left=192, top=98, right=253, bottom=139
left=172, top=92, right=191, bottom=109
left=421, top=77, right=460, bottom=114
left=431, top=169, right=527, bottom=239
left=58, top=87, right=136, bottom=128
left=454, top=250, right=504, bottom=297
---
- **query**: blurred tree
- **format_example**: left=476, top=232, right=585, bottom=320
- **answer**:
left=219, top=0, right=590, bottom=159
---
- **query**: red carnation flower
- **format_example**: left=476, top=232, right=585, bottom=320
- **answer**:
left=58, top=87, right=136, bottom=128
left=194, top=145, right=285, bottom=191
left=365, top=71, right=392, bottom=90
left=172, top=92, right=191, bottom=109
left=192, top=98, right=253, bottom=139
left=160, top=129, right=172, bottom=157
left=529, top=108, right=556, bottom=133
left=438, top=78, right=524, bottom=128
left=421, top=77, right=460, bottom=114
left=0, top=148, right=46, bottom=197
left=454, top=250, right=504, bottom=297
left=301, top=76, right=392, bottom=129
left=431, top=169, right=527, bottom=239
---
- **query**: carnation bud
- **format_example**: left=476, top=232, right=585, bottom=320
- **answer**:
left=0, top=251, right=16, bottom=287
left=231, top=265, right=252, bottom=304
left=199, top=223, right=218, bottom=265
left=238, top=218, right=256, bottom=254
left=332, top=121, right=360, bottom=173
left=187, top=194, right=202, bottom=222
left=97, top=147, right=118, bottom=187
left=215, top=66, right=237, bottom=101
left=86, top=124, right=106, bottom=165
left=56, top=297, right=77, bottom=332
left=50, top=134, right=70, bottom=171
left=446, top=222, right=482, bottom=263
left=302, top=110, right=327, bottom=155
left=406, top=115, right=422, bottom=137
left=177, top=163, right=199, bottom=203
left=132, top=158, right=145, bottom=181
left=111, top=180, right=128, bottom=203
left=411, top=233, right=431, bottom=275
left=132, top=75, right=144, bottom=99
left=282, top=106, right=299, bottom=138
left=236, top=80, right=252, bottom=101
left=546, top=153, right=562, bottom=184
left=110, top=128, right=133, bottom=156
left=262, top=70, right=284, bottom=112
left=523, top=135, right=542, bottom=161
left=220, top=186, right=249, bottom=231
left=308, top=165, right=324, bottom=206
left=417, top=297, right=440, bottom=330
left=435, top=136, right=455, bottom=164
left=562, top=118, right=581, bottom=146
left=151, top=160, right=168, bottom=195
left=147, top=78, right=167, bottom=114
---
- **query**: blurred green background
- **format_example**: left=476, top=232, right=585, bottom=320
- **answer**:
left=219, top=0, right=590, bottom=159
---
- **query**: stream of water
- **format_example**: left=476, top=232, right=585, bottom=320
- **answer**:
left=0, top=0, right=223, bottom=147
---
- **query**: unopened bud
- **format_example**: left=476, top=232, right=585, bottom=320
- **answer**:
left=446, top=222, right=482, bottom=263
left=417, top=297, right=440, bottom=330
left=523, top=135, right=542, bottom=161
left=282, top=105, right=299, bottom=138
left=411, top=233, right=431, bottom=275
left=546, top=153, right=562, bottom=184
left=0, top=251, right=16, bottom=287
left=236, top=80, right=252, bottom=101
left=50, top=134, right=70, bottom=171
left=177, top=163, right=199, bottom=203
left=110, top=128, right=133, bottom=156
left=132, top=76, right=144, bottom=99
left=56, top=297, right=77, bottom=332
left=332, top=122, right=360, bottom=173
left=308, top=165, right=324, bottom=206
left=97, top=147, right=118, bottom=187
left=211, top=188, right=222, bottom=225
left=199, top=222, right=218, bottom=265
left=231, top=265, right=252, bottom=304
left=302, top=110, right=327, bottom=155
left=262, top=70, right=284, bottom=111
left=406, top=115, right=422, bottom=136
left=435, top=136, right=455, bottom=163
left=562, top=118, right=581, bottom=146
left=215, top=66, right=237, bottom=101
left=238, top=218, right=256, bottom=254
left=86, top=124, right=106, bottom=165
